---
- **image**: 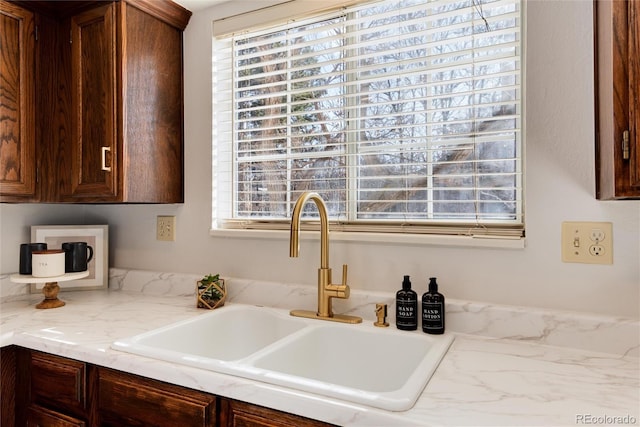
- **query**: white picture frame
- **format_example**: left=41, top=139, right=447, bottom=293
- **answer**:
left=30, top=225, right=109, bottom=292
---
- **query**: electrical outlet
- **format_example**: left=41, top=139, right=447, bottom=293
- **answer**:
left=561, top=221, right=613, bottom=264
left=590, top=229, right=605, bottom=242
left=157, top=215, right=176, bottom=241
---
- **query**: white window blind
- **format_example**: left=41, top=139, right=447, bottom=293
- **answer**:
left=213, top=0, right=523, bottom=238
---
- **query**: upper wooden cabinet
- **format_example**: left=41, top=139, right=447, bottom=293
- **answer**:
left=0, top=0, right=190, bottom=203
left=63, top=1, right=187, bottom=202
left=65, top=3, right=118, bottom=200
left=0, top=1, right=36, bottom=201
left=595, top=0, right=640, bottom=199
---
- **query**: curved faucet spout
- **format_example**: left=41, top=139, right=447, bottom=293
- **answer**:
left=288, top=192, right=361, bottom=324
left=289, top=192, right=329, bottom=269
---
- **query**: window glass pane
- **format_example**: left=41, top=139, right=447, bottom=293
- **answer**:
left=216, top=0, right=523, bottom=233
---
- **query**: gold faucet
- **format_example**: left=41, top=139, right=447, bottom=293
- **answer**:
left=289, top=192, right=362, bottom=324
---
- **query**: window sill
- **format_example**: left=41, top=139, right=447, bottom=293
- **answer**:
left=209, top=228, right=525, bottom=249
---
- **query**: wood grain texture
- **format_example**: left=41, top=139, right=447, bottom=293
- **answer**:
left=12, top=1, right=190, bottom=28
left=11, top=1, right=112, bottom=20
left=3, top=0, right=187, bottom=203
left=629, top=0, right=639, bottom=187
left=611, top=0, right=632, bottom=194
left=29, top=351, right=87, bottom=417
left=0, top=1, right=36, bottom=200
left=27, top=405, right=86, bottom=427
left=218, top=398, right=336, bottom=427
left=98, top=367, right=216, bottom=427
left=66, top=3, right=119, bottom=200
left=595, top=0, right=640, bottom=199
left=39, top=11, right=72, bottom=201
left=60, top=0, right=185, bottom=203
left=7, top=348, right=335, bottom=427
left=123, top=3, right=184, bottom=202
left=125, top=0, right=191, bottom=30
left=11, top=348, right=98, bottom=427
left=0, top=346, right=16, bottom=427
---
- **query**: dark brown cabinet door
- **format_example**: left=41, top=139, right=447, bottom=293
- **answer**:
left=596, top=0, right=640, bottom=199
left=121, top=2, right=185, bottom=203
left=218, top=398, right=335, bottom=427
left=0, top=0, right=36, bottom=201
left=27, top=405, right=86, bottom=427
left=14, top=348, right=98, bottom=427
left=97, top=367, right=216, bottom=427
left=1, top=346, right=16, bottom=426
left=29, top=351, right=88, bottom=418
left=629, top=0, right=639, bottom=188
left=62, top=1, right=186, bottom=203
left=67, top=3, right=118, bottom=200
left=6, top=347, right=336, bottom=427
left=2, top=0, right=187, bottom=203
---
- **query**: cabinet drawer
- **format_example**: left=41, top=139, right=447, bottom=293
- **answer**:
left=98, top=368, right=216, bottom=427
left=29, top=351, right=86, bottom=415
left=27, top=405, right=86, bottom=427
left=219, top=399, right=336, bottom=427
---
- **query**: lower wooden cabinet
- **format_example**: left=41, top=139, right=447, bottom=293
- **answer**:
left=98, top=367, right=216, bottom=427
left=2, top=347, right=335, bottom=427
left=14, top=347, right=97, bottom=426
left=27, top=406, right=86, bottom=427
left=218, top=399, right=336, bottom=427
left=1, top=346, right=16, bottom=426
left=28, top=350, right=89, bottom=419
left=97, top=369, right=335, bottom=427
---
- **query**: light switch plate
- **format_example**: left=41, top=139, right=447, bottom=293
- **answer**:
left=561, top=221, right=613, bottom=264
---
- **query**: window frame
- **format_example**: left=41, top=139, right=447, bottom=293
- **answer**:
left=211, top=0, right=526, bottom=244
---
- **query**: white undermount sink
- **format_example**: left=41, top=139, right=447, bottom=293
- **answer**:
left=114, top=305, right=307, bottom=363
left=112, top=304, right=453, bottom=411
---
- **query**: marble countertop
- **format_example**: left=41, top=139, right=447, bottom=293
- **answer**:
left=1, top=272, right=638, bottom=426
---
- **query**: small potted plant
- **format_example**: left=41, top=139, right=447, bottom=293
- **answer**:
left=196, top=273, right=226, bottom=309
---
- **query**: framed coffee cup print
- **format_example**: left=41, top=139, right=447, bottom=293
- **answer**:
left=30, top=225, right=109, bottom=292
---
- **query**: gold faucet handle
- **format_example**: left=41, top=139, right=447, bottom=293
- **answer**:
left=326, top=264, right=349, bottom=298
left=374, top=303, right=389, bottom=327
left=341, top=264, right=348, bottom=286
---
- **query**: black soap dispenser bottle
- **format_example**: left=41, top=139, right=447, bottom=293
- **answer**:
left=396, top=275, right=417, bottom=330
left=422, top=277, right=445, bottom=334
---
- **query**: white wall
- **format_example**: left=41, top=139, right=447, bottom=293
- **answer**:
left=1, top=0, right=639, bottom=319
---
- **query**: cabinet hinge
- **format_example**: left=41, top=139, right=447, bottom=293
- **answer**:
left=35, top=25, right=38, bottom=41
left=622, top=130, right=630, bottom=160
left=70, top=29, right=72, bottom=44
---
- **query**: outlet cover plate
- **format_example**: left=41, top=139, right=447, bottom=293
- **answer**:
left=157, top=215, right=176, bottom=241
left=561, top=221, right=612, bottom=265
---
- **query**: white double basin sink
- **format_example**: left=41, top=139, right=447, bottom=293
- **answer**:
left=112, top=304, right=453, bottom=411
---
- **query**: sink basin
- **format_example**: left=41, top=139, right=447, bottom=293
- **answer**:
left=251, top=324, right=452, bottom=410
left=112, top=304, right=453, bottom=411
left=112, top=305, right=307, bottom=364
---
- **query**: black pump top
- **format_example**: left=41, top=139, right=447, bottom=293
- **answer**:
left=428, top=277, right=438, bottom=293
left=402, top=275, right=412, bottom=290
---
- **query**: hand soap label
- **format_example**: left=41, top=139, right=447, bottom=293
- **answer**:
left=396, top=297, right=417, bottom=330
left=396, top=275, right=418, bottom=330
